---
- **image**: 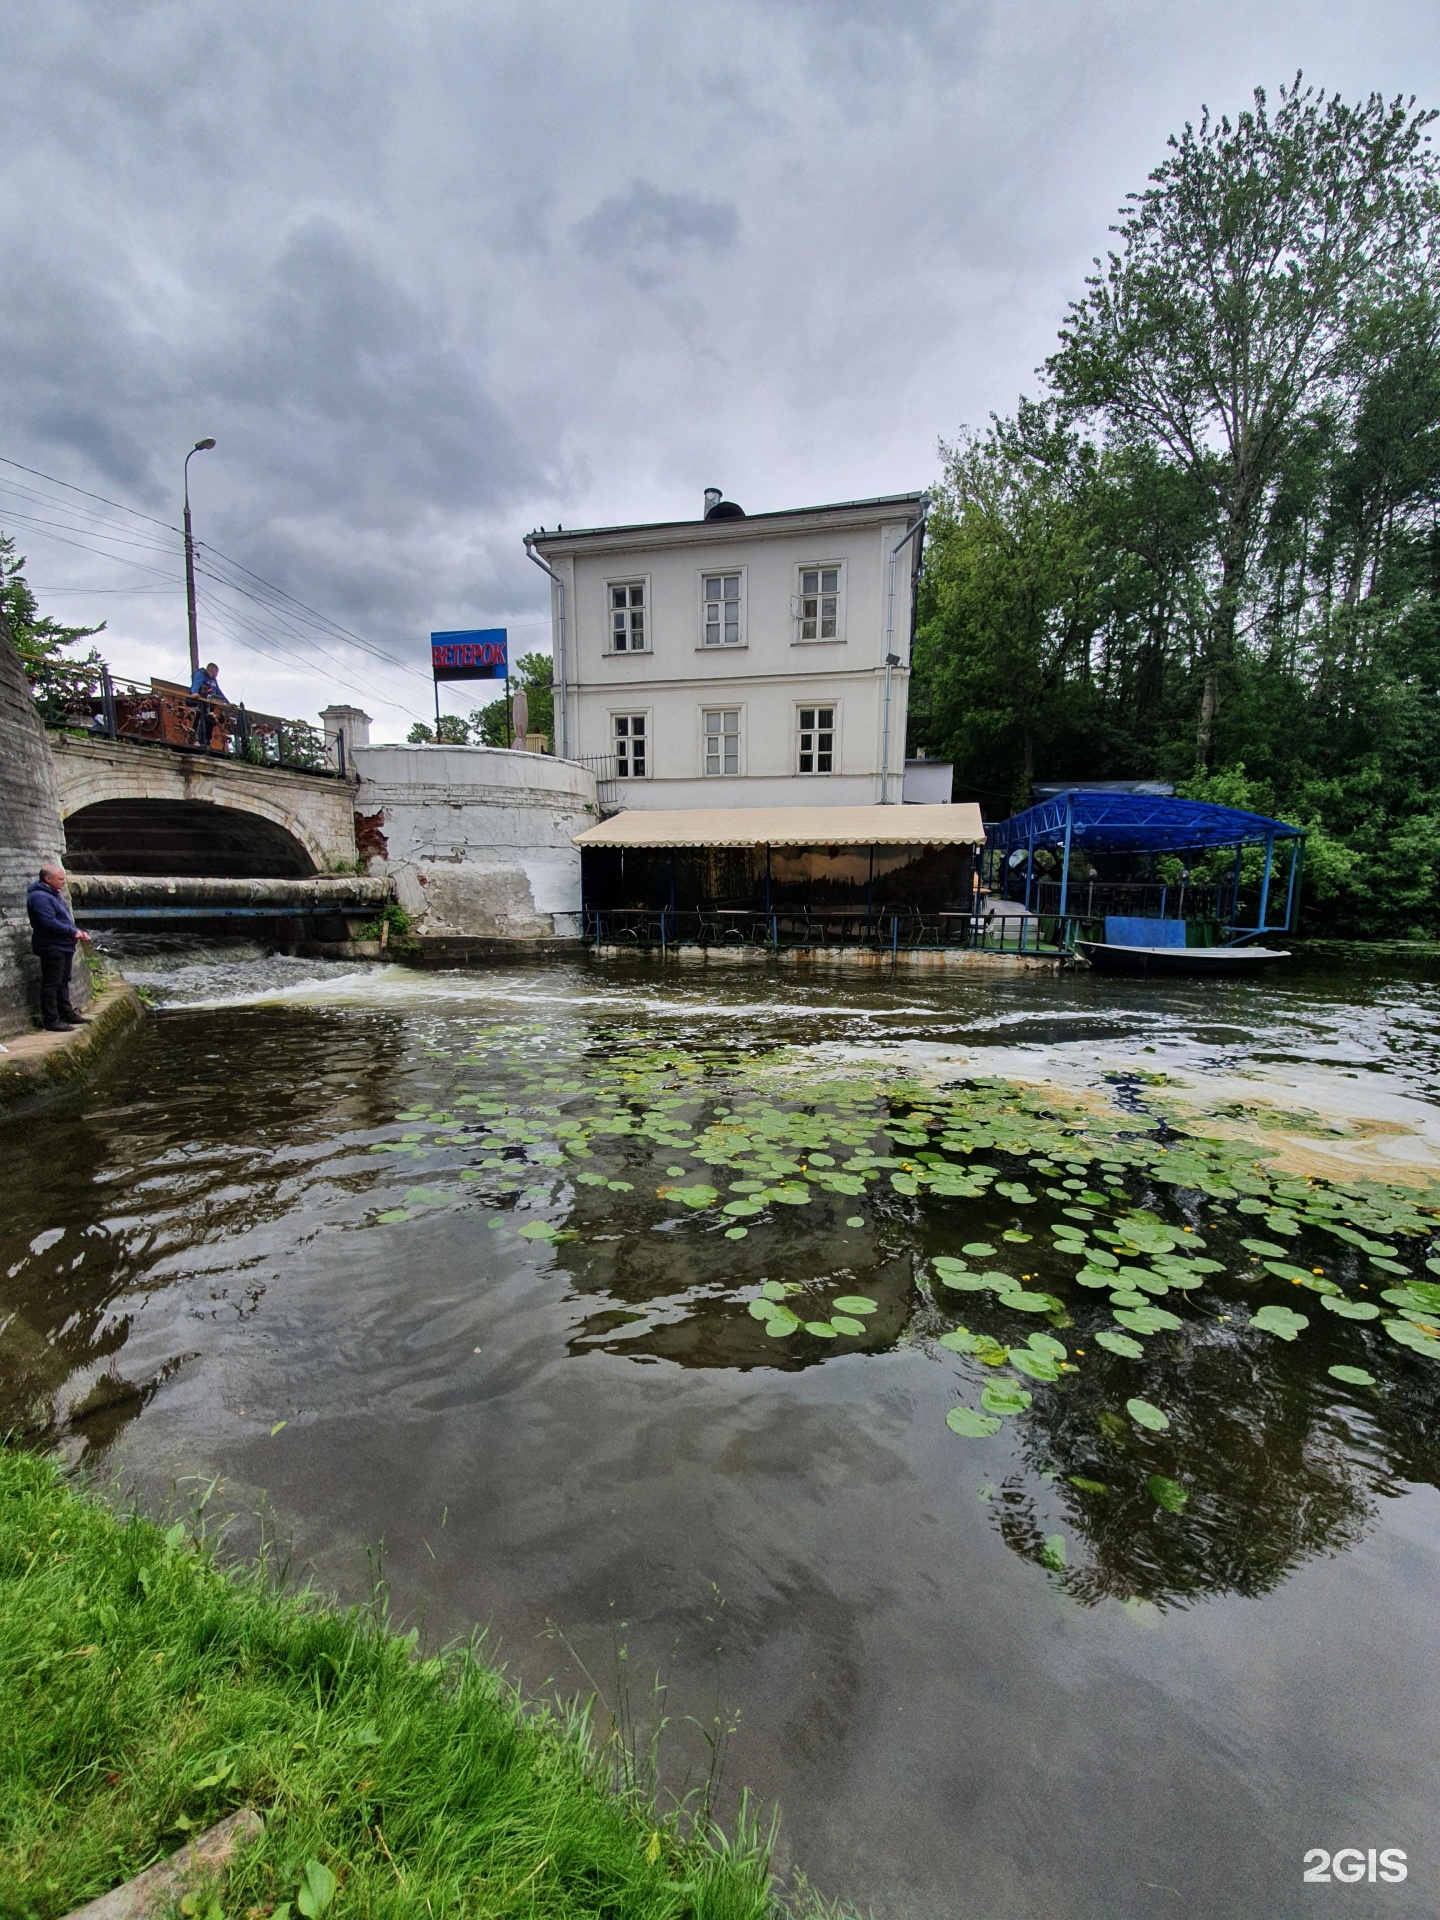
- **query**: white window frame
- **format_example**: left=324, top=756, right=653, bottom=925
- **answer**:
left=792, top=560, right=846, bottom=643
left=605, top=576, right=650, bottom=654
left=796, top=701, right=838, bottom=776
left=701, top=705, right=742, bottom=777
left=611, top=710, right=649, bottom=779
left=698, top=567, right=746, bottom=648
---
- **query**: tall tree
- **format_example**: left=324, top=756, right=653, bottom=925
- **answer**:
left=1, top=533, right=105, bottom=721
left=1045, top=79, right=1440, bottom=764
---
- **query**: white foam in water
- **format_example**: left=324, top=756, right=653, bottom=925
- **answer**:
left=119, top=943, right=1440, bottom=1181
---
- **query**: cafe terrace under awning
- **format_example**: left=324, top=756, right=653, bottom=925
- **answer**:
left=573, top=804, right=985, bottom=850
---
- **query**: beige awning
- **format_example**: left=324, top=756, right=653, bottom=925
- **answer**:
left=573, top=804, right=984, bottom=850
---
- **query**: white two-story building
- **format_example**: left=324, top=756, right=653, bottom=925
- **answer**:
left=525, top=489, right=927, bottom=809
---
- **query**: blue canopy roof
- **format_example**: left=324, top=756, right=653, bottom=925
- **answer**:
left=985, top=789, right=1302, bottom=855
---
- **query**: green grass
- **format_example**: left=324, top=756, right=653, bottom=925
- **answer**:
left=0, top=1448, right=836, bottom=1920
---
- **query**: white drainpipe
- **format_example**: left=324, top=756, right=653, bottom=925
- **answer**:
left=880, top=503, right=928, bottom=804
left=524, top=537, right=567, bottom=760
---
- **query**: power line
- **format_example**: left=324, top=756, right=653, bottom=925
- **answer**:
left=0, top=447, right=552, bottom=721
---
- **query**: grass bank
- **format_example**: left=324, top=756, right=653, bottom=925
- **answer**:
left=0, top=1449, right=833, bottom=1920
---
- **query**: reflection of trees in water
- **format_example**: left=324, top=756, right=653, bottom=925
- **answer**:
left=999, top=1333, right=1393, bottom=1607
left=552, top=1181, right=916, bottom=1371
left=0, top=1006, right=410, bottom=1448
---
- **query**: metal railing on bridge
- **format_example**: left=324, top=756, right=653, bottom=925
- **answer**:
left=41, top=668, right=344, bottom=777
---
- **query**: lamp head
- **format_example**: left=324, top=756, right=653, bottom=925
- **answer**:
left=193, top=437, right=216, bottom=451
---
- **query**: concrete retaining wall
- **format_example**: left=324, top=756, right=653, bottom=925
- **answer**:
left=352, top=745, right=596, bottom=942
left=0, top=615, right=71, bottom=1037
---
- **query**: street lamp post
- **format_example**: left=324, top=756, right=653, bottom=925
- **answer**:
left=183, top=438, right=216, bottom=679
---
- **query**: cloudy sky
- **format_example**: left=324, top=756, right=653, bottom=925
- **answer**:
left=3, top=0, right=1437, bottom=739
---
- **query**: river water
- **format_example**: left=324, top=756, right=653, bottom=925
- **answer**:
left=5, top=941, right=1440, bottom=1919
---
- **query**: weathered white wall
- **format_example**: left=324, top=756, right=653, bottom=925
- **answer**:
left=352, top=745, right=596, bottom=940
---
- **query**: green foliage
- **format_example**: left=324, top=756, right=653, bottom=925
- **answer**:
left=359, top=901, right=416, bottom=951
left=406, top=713, right=471, bottom=745
left=910, top=79, right=1440, bottom=934
left=0, top=1448, right=796, bottom=1919
left=1, top=533, right=106, bottom=721
left=471, top=653, right=555, bottom=748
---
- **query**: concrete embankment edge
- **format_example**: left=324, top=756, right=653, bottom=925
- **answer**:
left=0, top=980, right=145, bottom=1109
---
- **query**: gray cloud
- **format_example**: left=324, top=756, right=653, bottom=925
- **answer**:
left=0, top=0, right=1436, bottom=737
left=574, top=180, right=741, bottom=261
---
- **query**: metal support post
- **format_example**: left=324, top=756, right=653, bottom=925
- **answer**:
left=1283, top=837, right=1304, bottom=933
left=1058, top=795, right=1074, bottom=918
left=1257, top=832, right=1275, bottom=933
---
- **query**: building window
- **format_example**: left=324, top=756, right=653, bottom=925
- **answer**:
left=609, top=581, right=646, bottom=651
left=797, top=705, right=835, bottom=774
left=613, top=713, right=647, bottom=778
left=703, top=708, right=740, bottom=776
left=702, top=573, right=742, bottom=646
left=796, top=564, right=842, bottom=641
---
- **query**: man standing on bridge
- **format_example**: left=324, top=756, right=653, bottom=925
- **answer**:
left=190, top=659, right=227, bottom=748
left=26, top=861, right=91, bottom=1031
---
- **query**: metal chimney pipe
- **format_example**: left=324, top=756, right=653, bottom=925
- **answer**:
left=703, top=488, right=722, bottom=517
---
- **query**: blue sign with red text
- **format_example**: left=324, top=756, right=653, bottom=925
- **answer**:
left=431, top=629, right=507, bottom=681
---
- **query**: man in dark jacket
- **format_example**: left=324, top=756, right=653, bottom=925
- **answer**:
left=26, top=862, right=92, bottom=1031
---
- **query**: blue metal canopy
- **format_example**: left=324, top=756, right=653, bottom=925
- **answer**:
left=985, top=789, right=1302, bottom=855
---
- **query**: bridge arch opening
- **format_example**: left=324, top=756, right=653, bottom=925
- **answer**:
left=63, top=799, right=318, bottom=878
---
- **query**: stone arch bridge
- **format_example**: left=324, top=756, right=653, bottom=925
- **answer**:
left=49, top=733, right=360, bottom=877
left=46, top=734, right=388, bottom=932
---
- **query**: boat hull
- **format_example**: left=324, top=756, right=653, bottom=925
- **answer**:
left=1074, top=942, right=1290, bottom=978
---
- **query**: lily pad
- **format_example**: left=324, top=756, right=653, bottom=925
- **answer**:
left=845, top=1215, right=865, bottom=1228
left=1147, top=1474, right=1188, bottom=1512
left=664, top=1184, right=720, bottom=1210
left=1095, top=1330, right=1145, bottom=1359
left=980, top=1380, right=1033, bottom=1416
left=1126, top=1397, right=1170, bottom=1431
left=1385, top=1317, right=1440, bottom=1356
left=1319, top=1295, right=1379, bottom=1320
left=375, top=1208, right=411, bottom=1224
left=1327, top=1364, right=1376, bottom=1386
left=1114, top=1305, right=1183, bottom=1334
left=1250, top=1303, right=1308, bottom=1340
left=995, top=1181, right=1036, bottom=1204
left=724, top=1227, right=749, bottom=1239
left=938, top=1328, right=987, bottom=1353
left=1069, top=1476, right=1108, bottom=1494
left=1026, top=1332, right=1067, bottom=1360
left=999, top=1290, right=1061, bottom=1312
left=830, top=1315, right=867, bottom=1336
left=962, top=1242, right=996, bottom=1257
left=1039, top=1533, right=1067, bottom=1570
left=1010, top=1349, right=1061, bottom=1381
left=946, top=1406, right=1003, bottom=1437
left=1075, top=1268, right=1116, bottom=1288
left=832, top=1295, right=878, bottom=1315
left=804, top=1320, right=838, bottom=1339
